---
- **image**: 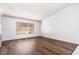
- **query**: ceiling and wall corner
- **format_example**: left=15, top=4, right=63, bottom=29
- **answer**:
left=0, top=3, right=70, bottom=21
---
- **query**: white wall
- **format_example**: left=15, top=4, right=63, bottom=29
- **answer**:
left=41, top=4, right=79, bottom=44
left=0, top=15, right=1, bottom=34
left=0, top=16, right=1, bottom=34
left=2, top=16, right=41, bottom=41
left=0, top=18, right=1, bottom=47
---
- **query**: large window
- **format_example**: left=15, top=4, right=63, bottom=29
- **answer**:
left=16, top=22, right=34, bottom=35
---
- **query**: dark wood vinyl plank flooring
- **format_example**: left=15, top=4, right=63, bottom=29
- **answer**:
left=0, top=36, right=78, bottom=55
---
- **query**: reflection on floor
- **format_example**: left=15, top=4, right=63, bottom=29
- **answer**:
left=0, top=36, right=78, bottom=55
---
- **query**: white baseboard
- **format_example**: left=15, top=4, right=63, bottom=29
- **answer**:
left=42, top=35, right=79, bottom=45
left=2, top=36, right=40, bottom=41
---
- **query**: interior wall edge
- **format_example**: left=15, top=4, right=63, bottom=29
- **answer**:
left=1, top=14, right=42, bottom=22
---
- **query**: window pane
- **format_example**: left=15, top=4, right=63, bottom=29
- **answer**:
left=16, top=22, right=34, bottom=35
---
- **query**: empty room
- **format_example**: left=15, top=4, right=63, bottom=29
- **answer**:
left=0, top=3, right=79, bottom=55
